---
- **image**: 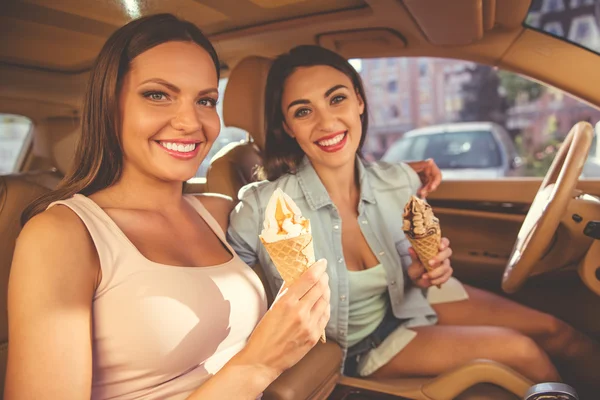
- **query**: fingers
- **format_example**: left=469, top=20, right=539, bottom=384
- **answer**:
left=429, top=246, right=452, bottom=268
left=310, top=295, right=330, bottom=329
left=426, top=159, right=442, bottom=191
left=426, top=258, right=452, bottom=279
left=440, top=237, right=450, bottom=250
left=407, top=248, right=426, bottom=282
left=408, top=247, right=419, bottom=263
left=429, top=259, right=453, bottom=286
left=415, top=159, right=442, bottom=198
left=300, top=271, right=329, bottom=309
left=285, top=259, right=327, bottom=300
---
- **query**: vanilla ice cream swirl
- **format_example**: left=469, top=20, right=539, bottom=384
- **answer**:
left=261, top=188, right=310, bottom=243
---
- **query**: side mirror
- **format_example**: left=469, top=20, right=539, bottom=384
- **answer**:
left=524, top=382, right=578, bottom=399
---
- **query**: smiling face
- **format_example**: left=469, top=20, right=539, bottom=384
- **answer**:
left=281, top=65, right=365, bottom=171
left=118, top=40, right=220, bottom=183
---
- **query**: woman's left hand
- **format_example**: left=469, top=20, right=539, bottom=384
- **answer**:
left=406, top=159, right=442, bottom=198
left=407, top=237, right=453, bottom=289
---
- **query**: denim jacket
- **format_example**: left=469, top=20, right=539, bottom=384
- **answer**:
left=227, top=157, right=437, bottom=363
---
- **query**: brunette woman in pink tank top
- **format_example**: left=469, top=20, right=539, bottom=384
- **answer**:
left=5, top=14, right=330, bottom=400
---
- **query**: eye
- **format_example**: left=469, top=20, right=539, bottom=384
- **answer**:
left=331, top=94, right=346, bottom=104
left=294, top=108, right=311, bottom=118
left=143, top=91, right=168, bottom=102
left=198, top=97, right=218, bottom=107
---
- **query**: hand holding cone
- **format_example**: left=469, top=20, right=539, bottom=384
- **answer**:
left=402, top=195, right=442, bottom=288
left=260, top=188, right=326, bottom=343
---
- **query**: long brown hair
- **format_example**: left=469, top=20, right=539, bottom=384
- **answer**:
left=22, top=14, right=220, bottom=224
left=260, top=45, right=369, bottom=181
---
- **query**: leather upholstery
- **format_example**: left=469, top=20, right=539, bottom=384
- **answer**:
left=206, top=56, right=272, bottom=201
left=263, top=341, right=342, bottom=400
left=206, top=140, right=263, bottom=202
left=222, top=56, right=272, bottom=151
left=43, top=117, right=79, bottom=176
left=338, top=359, right=533, bottom=400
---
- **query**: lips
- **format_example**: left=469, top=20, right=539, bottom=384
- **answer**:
left=155, top=140, right=202, bottom=160
left=315, top=131, right=348, bottom=153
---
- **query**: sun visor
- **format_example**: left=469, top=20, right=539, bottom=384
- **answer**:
left=317, top=28, right=406, bottom=59
left=402, top=0, right=484, bottom=46
left=402, top=0, right=531, bottom=46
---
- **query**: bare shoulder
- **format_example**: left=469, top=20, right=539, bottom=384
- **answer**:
left=194, top=193, right=235, bottom=232
left=14, top=205, right=100, bottom=292
left=18, top=205, right=89, bottom=248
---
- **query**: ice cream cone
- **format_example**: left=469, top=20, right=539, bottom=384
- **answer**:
left=406, top=230, right=441, bottom=273
left=260, top=232, right=326, bottom=343
left=403, top=195, right=443, bottom=288
left=260, top=233, right=315, bottom=284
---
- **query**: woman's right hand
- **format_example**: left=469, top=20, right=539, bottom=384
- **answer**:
left=235, top=259, right=331, bottom=381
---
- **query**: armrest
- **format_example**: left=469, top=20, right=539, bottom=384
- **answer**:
left=422, top=359, right=534, bottom=400
left=338, top=358, right=533, bottom=400
left=263, top=341, right=343, bottom=400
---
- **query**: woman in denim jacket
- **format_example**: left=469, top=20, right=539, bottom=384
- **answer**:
left=228, top=45, right=600, bottom=386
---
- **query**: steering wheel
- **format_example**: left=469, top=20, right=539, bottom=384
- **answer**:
left=502, top=122, right=594, bottom=293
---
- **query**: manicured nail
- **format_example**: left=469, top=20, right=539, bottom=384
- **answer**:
left=429, top=260, right=436, bottom=266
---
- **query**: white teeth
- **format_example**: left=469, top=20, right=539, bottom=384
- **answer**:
left=317, top=133, right=345, bottom=147
left=159, top=141, right=197, bottom=153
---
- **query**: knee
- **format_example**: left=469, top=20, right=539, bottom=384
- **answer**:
left=539, top=315, right=579, bottom=356
left=509, top=333, right=560, bottom=382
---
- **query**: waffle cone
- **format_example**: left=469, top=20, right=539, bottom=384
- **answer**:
left=406, top=230, right=441, bottom=273
left=260, top=234, right=326, bottom=343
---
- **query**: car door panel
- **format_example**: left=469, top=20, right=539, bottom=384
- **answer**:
left=427, top=179, right=600, bottom=338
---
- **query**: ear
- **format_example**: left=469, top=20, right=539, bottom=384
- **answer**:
left=356, top=90, right=365, bottom=116
left=282, top=120, right=295, bottom=139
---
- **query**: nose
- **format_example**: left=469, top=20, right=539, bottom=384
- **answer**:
left=171, top=102, right=202, bottom=134
left=315, top=108, right=337, bottom=132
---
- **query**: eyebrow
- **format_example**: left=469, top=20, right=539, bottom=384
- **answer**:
left=286, top=84, right=349, bottom=111
left=139, top=78, right=218, bottom=96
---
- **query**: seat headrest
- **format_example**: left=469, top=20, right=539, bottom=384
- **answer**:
left=47, top=118, right=79, bottom=176
left=223, top=56, right=273, bottom=151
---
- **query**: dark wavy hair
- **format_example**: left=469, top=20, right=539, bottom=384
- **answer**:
left=22, top=13, right=220, bottom=224
left=260, top=45, right=369, bottom=181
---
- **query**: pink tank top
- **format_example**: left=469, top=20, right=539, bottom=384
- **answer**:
left=48, top=194, right=267, bottom=400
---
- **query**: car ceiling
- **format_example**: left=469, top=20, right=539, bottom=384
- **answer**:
left=1, top=0, right=599, bottom=121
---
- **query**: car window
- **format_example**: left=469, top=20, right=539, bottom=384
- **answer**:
left=189, top=77, right=248, bottom=181
left=354, top=56, right=600, bottom=179
left=0, top=114, right=33, bottom=174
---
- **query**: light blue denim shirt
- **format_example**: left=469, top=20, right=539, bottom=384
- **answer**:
left=227, top=157, right=437, bottom=364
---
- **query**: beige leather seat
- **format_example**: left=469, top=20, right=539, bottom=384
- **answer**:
left=205, top=56, right=271, bottom=201
left=0, top=117, right=78, bottom=395
left=212, top=56, right=536, bottom=400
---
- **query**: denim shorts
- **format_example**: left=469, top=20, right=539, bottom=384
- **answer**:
left=343, top=309, right=404, bottom=377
